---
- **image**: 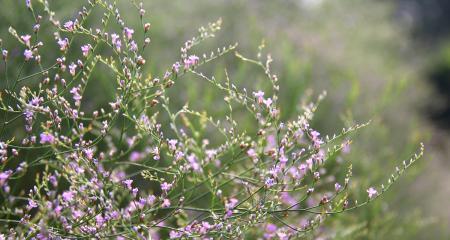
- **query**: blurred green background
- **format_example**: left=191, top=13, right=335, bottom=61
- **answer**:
left=1, top=0, right=449, bottom=239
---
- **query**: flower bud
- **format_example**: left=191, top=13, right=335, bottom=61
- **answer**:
left=144, top=23, right=151, bottom=32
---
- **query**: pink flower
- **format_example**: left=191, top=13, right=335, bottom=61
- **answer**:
left=175, top=151, right=184, bottom=161
left=265, top=177, right=275, bottom=187
left=266, top=223, right=277, bottom=233
left=110, top=34, right=122, bottom=52
left=72, top=208, right=84, bottom=219
left=264, top=223, right=277, bottom=239
left=342, top=140, right=351, bottom=154
left=124, top=27, right=134, bottom=40
left=169, top=231, right=182, bottom=239
left=115, top=39, right=122, bottom=52
left=172, top=62, right=181, bottom=73
left=83, top=148, right=94, bottom=160
left=111, top=33, right=119, bottom=44
left=27, top=199, right=38, bottom=210
left=81, top=44, right=91, bottom=57
left=162, top=198, right=171, bottom=208
left=247, top=148, right=258, bottom=162
left=57, top=38, right=69, bottom=51
left=279, top=147, right=288, bottom=163
left=96, top=214, right=105, bottom=228
left=0, top=170, right=12, bottom=186
left=40, top=133, right=55, bottom=144
left=335, top=182, right=342, bottom=192
left=280, top=192, right=296, bottom=206
left=64, top=21, right=75, bottom=31
left=21, top=35, right=31, bottom=47
left=24, top=49, right=33, bottom=61
left=263, top=98, right=273, bottom=108
left=62, top=191, right=75, bottom=202
left=147, top=195, right=156, bottom=205
left=68, top=62, right=77, bottom=76
left=253, top=91, right=265, bottom=104
left=367, top=187, right=378, bottom=199
left=129, top=151, right=142, bottom=162
left=310, top=130, right=324, bottom=149
left=225, top=198, right=238, bottom=211
left=160, top=182, right=172, bottom=192
left=187, top=154, right=200, bottom=172
left=184, top=55, right=199, bottom=69
left=70, top=87, right=82, bottom=106
left=152, top=147, right=160, bottom=160
left=130, top=41, right=138, bottom=52
left=122, top=179, right=133, bottom=190
left=168, top=139, right=178, bottom=151
left=299, top=163, right=307, bottom=173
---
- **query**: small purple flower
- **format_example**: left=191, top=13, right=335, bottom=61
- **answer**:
left=161, top=182, right=172, bottom=192
left=172, top=61, right=181, bottom=73
left=81, top=44, right=91, bottom=57
left=21, top=35, right=32, bottom=47
left=263, top=98, right=273, bottom=108
left=168, top=139, right=178, bottom=151
left=83, top=148, right=94, bottom=160
left=111, top=33, right=119, bottom=44
left=64, top=21, right=74, bottom=31
left=367, top=187, right=378, bottom=199
left=70, top=87, right=82, bottom=106
left=253, top=91, right=265, bottom=104
left=115, top=39, right=122, bottom=52
left=152, top=147, right=160, bottom=160
left=40, top=133, right=55, bottom=144
left=265, top=177, right=275, bottom=187
left=129, top=151, right=142, bottom=162
left=122, top=179, right=133, bottom=190
left=335, top=182, right=342, bottom=192
left=57, top=38, right=69, bottom=51
left=68, top=62, right=77, bottom=76
left=49, top=175, right=58, bottom=187
left=342, top=140, right=351, bottom=154
left=110, top=33, right=121, bottom=52
left=266, top=223, right=277, bottom=233
left=72, top=208, right=84, bottom=219
left=187, top=154, right=200, bottom=172
left=24, top=49, right=33, bottom=61
left=27, top=199, right=38, bottom=210
left=161, top=198, right=171, bottom=208
left=123, top=27, right=134, bottom=40
left=225, top=198, right=238, bottom=217
left=62, top=191, right=75, bottom=202
left=247, top=148, right=258, bottom=160
left=184, top=55, right=199, bottom=69
left=0, top=170, right=12, bottom=186
left=175, top=151, right=184, bottom=161
left=169, top=231, right=182, bottom=239
left=25, top=0, right=31, bottom=8
left=96, top=214, right=105, bottom=228
left=130, top=41, right=138, bottom=52
left=279, top=147, right=288, bottom=163
left=147, top=194, right=156, bottom=205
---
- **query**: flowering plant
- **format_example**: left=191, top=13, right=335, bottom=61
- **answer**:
left=0, top=0, right=423, bottom=239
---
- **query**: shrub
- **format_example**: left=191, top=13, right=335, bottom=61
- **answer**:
left=0, top=0, right=423, bottom=239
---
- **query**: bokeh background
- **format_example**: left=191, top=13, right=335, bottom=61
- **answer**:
left=1, top=0, right=449, bottom=239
